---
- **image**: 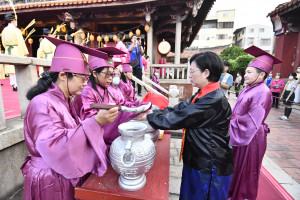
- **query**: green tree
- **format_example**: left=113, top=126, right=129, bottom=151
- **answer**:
left=234, top=55, right=254, bottom=73
left=220, top=45, right=247, bottom=61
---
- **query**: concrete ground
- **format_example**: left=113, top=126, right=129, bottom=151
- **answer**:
left=168, top=94, right=300, bottom=199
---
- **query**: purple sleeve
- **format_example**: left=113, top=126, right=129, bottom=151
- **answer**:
left=80, top=87, right=99, bottom=120
left=26, top=101, right=109, bottom=180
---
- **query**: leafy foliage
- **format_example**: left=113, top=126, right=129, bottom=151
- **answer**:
left=220, top=45, right=248, bottom=61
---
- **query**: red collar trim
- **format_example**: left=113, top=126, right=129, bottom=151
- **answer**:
left=191, top=82, right=220, bottom=104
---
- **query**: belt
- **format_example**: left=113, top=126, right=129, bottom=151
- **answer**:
left=7, top=45, right=17, bottom=55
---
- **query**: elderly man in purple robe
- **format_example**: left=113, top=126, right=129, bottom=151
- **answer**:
left=80, top=56, right=149, bottom=147
left=228, top=45, right=282, bottom=200
left=21, top=37, right=119, bottom=200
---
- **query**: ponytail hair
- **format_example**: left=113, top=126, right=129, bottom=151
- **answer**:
left=26, top=72, right=74, bottom=100
left=120, top=72, right=127, bottom=83
left=89, top=67, right=107, bottom=101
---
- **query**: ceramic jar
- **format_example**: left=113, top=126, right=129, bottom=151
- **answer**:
left=109, top=121, right=156, bottom=191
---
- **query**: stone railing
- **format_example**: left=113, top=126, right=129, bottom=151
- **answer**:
left=150, top=63, right=190, bottom=84
left=0, top=54, right=51, bottom=130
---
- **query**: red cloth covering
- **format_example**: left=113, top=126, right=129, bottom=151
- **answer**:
left=142, top=91, right=169, bottom=109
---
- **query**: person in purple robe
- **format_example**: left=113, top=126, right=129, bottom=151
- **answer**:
left=152, top=68, right=162, bottom=93
left=228, top=46, right=282, bottom=200
left=21, top=37, right=119, bottom=200
left=119, top=63, right=139, bottom=102
left=80, top=56, right=148, bottom=147
left=108, top=68, right=145, bottom=107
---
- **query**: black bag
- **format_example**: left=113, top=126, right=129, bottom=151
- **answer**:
left=131, top=58, right=140, bottom=69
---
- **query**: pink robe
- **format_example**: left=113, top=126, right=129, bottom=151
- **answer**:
left=119, top=79, right=138, bottom=103
left=80, top=81, right=139, bottom=147
left=107, top=84, right=146, bottom=107
left=114, top=41, right=128, bottom=63
left=229, top=81, right=273, bottom=200
left=21, top=83, right=108, bottom=200
left=152, top=74, right=161, bottom=93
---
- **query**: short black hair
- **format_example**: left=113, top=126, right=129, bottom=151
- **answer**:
left=291, top=72, right=298, bottom=80
left=190, top=52, right=224, bottom=82
left=223, top=60, right=231, bottom=67
left=255, top=68, right=268, bottom=80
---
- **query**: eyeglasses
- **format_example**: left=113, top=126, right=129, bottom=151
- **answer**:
left=73, top=73, right=89, bottom=82
left=189, top=69, right=200, bottom=74
left=100, top=72, right=114, bottom=79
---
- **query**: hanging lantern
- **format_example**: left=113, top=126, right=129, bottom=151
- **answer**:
left=28, top=38, right=33, bottom=45
left=56, top=25, right=60, bottom=32
left=144, top=24, right=150, bottom=32
left=123, top=35, right=126, bottom=40
left=104, top=35, right=109, bottom=42
left=136, top=28, right=141, bottom=36
left=129, top=31, right=133, bottom=38
left=113, top=34, right=117, bottom=42
left=97, top=35, right=102, bottom=42
left=80, top=32, right=86, bottom=40
left=90, top=34, right=95, bottom=41
left=61, top=26, right=67, bottom=33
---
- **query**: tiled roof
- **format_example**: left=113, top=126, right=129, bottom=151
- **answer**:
left=268, top=0, right=300, bottom=16
left=167, top=46, right=228, bottom=59
left=0, top=0, right=128, bottom=11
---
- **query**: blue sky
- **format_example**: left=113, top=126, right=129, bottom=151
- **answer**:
left=208, top=0, right=289, bottom=30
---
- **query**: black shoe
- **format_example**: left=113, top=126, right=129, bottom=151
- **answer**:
left=137, top=93, right=142, bottom=97
left=13, top=87, right=17, bottom=91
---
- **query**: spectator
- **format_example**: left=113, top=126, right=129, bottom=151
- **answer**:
left=114, top=32, right=128, bottom=63
left=127, top=35, right=144, bottom=96
left=279, top=72, right=298, bottom=120
left=294, top=66, right=300, bottom=104
left=233, top=73, right=242, bottom=99
left=219, top=60, right=233, bottom=98
left=270, top=73, right=284, bottom=109
left=265, top=72, right=272, bottom=89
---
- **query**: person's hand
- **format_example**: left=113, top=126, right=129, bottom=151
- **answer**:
left=133, top=109, right=153, bottom=121
left=95, top=107, right=119, bottom=126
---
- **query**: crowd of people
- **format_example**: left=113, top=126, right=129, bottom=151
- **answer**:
left=2, top=11, right=300, bottom=200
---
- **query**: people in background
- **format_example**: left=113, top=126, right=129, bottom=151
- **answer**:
left=270, top=73, right=284, bottom=109
left=294, top=66, right=300, bottom=104
left=279, top=72, right=298, bottom=120
left=1, top=13, right=29, bottom=91
left=119, top=63, right=139, bottom=103
left=233, top=72, right=242, bottom=99
left=229, top=46, right=281, bottom=200
left=219, top=60, right=233, bottom=98
left=152, top=68, right=161, bottom=93
left=37, top=28, right=56, bottom=75
left=127, top=35, right=144, bottom=96
left=114, top=32, right=128, bottom=63
left=265, top=72, right=272, bottom=89
left=21, top=37, right=118, bottom=200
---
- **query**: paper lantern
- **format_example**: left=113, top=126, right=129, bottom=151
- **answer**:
left=113, top=35, right=117, bottom=42
left=104, top=35, right=109, bottom=42
left=97, top=35, right=102, bottom=42
left=28, top=38, right=33, bottom=45
left=129, top=31, right=133, bottom=38
left=56, top=25, right=60, bottom=32
left=90, top=34, right=95, bottom=41
left=123, top=35, right=126, bottom=40
left=80, top=33, right=86, bottom=40
left=136, top=28, right=141, bottom=36
left=144, top=24, right=150, bottom=32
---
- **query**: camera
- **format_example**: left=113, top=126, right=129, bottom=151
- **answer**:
left=137, top=37, right=141, bottom=41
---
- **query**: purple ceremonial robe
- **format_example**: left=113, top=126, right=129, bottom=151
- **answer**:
left=152, top=74, right=161, bottom=93
left=80, top=81, right=138, bottom=147
left=119, top=79, right=138, bottom=103
left=108, top=84, right=146, bottom=107
left=114, top=41, right=128, bottom=63
left=21, top=83, right=109, bottom=200
left=228, top=81, right=272, bottom=200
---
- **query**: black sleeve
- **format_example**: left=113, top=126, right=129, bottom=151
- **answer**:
left=147, top=95, right=220, bottom=130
